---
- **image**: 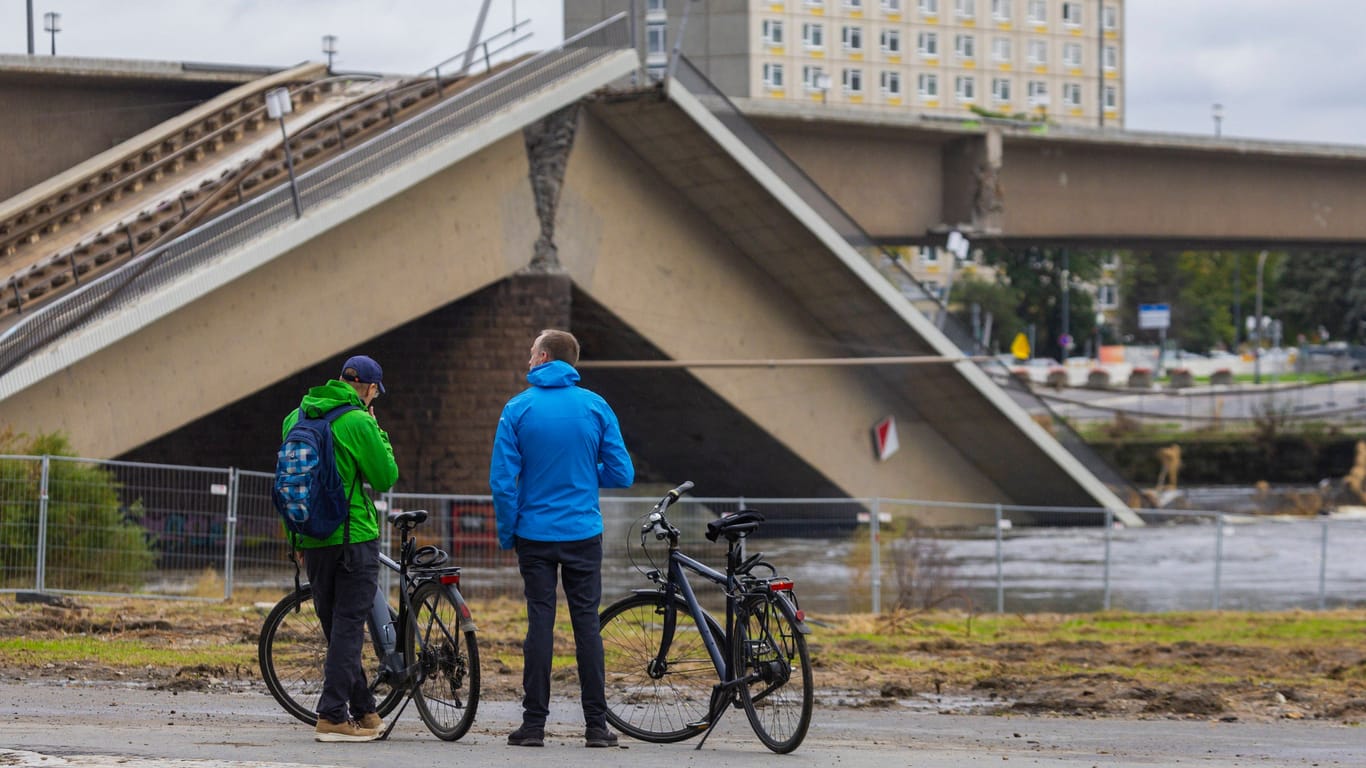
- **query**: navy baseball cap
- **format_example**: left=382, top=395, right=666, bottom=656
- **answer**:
left=340, top=355, right=385, bottom=393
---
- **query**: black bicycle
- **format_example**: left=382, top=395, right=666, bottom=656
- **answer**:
left=258, top=509, right=480, bottom=740
left=599, top=482, right=813, bottom=753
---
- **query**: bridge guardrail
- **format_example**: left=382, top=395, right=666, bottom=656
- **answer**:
left=667, top=56, right=1139, bottom=502
left=0, top=14, right=632, bottom=381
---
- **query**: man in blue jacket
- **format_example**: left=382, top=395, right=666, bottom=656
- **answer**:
left=490, top=329, right=634, bottom=748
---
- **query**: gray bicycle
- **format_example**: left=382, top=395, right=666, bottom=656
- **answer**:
left=599, top=482, right=813, bottom=753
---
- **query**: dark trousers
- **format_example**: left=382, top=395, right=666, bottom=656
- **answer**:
left=305, top=538, right=380, bottom=724
left=515, top=534, right=606, bottom=729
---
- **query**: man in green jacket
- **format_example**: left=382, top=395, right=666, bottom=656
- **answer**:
left=281, top=355, right=399, bottom=742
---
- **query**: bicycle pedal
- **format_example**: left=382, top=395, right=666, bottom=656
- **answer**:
left=685, top=719, right=710, bottom=729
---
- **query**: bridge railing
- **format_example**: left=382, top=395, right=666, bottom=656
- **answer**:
left=666, top=55, right=1139, bottom=501
left=0, top=14, right=632, bottom=381
left=2, top=454, right=1362, bottom=613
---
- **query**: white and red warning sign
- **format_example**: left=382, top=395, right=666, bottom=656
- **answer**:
left=871, top=415, right=899, bottom=461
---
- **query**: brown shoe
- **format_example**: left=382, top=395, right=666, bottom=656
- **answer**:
left=315, top=718, right=379, bottom=742
left=357, top=712, right=384, bottom=731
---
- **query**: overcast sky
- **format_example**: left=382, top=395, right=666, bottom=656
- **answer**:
left=3, top=1, right=1362, bottom=146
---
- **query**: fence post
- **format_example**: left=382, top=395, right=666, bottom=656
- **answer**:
left=1102, top=507, right=1113, bottom=611
left=224, top=468, right=239, bottom=601
left=1212, top=512, right=1224, bottom=610
left=36, top=455, right=50, bottom=593
left=869, top=498, right=881, bottom=615
left=994, top=503, right=1004, bottom=613
left=1317, top=518, right=1329, bottom=610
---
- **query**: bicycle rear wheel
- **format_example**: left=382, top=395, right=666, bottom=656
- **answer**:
left=599, top=592, right=723, bottom=743
left=733, top=594, right=813, bottom=753
left=405, top=580, right=480, bottom=741
left=257, top=585, right=403, bottom=725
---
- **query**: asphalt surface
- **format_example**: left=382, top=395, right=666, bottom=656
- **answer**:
left=0, top=682, right=1362, bottom=767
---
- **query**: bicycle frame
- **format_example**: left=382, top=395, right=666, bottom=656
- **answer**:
left=652, top=550, right=737, bottom=685
left=368, top=535, right=477, bottom=692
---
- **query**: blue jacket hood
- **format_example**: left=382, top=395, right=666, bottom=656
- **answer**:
left=527, top=359, right=580, bottom=388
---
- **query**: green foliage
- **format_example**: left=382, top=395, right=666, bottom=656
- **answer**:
left=1276, top=252, right=1366, bottom=343
left=947, top=275, right=1024, bottom=353
left=1119, top=251, right=1281, bottom=352
left=973, top=247, right=1103, bottom=359
left=0, top=431, right=155, bottom=589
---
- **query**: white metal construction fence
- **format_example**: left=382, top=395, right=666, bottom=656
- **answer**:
left=1, top=455, right=1363, bottom=613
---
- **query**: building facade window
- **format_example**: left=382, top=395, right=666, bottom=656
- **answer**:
left=646, top=22, right=667, bottom=60
left=1062, top=1, right=1083, bottom=27
left=918, top=30, right=939, bottom=56
left=1103, top=4, right=1119, bottom=29
left=881, top=69, right=902, bottom=95
left=804, top=0, right=825, bottom=7
left=1103, top=84, right=1117, bottom=110
left=954, top=0, right=975, bottom=20
left=918, top=0, right=939, bottom=16
left=1103, top=44, right=1118, bottom=70
left=991, top=36, right=1012, bottom=63
left=1027, top=0, right=1046, bottom=24
left=646, top=0, right=666, bottom=11
left=843, top=25, right=864, bottom=51
left=991, top=0, right=1011, bottom=21
left=1027, top=79, right=1048, bottom=105
left=954, top=33, right=976, bottom=60
left=843, top=68, right=864, bottom=93
left=881, top=28, right=901, bottom=53
left=920, top=246, right=939, bottom=264
left=955, top=74, right=976, bottom=101
left=917, top=72, right=939, bottom=98
left=845, top=0, right=863, bottom=8
left=882, top=0, right=902, bottom=11
left=1097, top=283, right=1117, bottom=308
left=802, top=65, right=828, bottom=91
left=1062, top=42, right=1082, bottom=67
left=1027, top=38, right=1047, bottom=64
left=762, top=19, right=784, bottom=46
left=802, top=22, right=825, bottom=49
left=763, top=62, right=785, bottom=88
left=1063, top=81, right=1082, bottom=107
left=991, top=76, right=1012, bottom=102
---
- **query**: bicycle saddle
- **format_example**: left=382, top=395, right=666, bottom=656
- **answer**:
left=706, top=509, right=765, bottom=542
left=388, top=509, right=429, bottom=526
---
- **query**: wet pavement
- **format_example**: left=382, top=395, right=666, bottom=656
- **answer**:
left=1, top=681, right=1362, bottom=767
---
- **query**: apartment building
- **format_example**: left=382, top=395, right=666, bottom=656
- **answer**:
left=565, top=0, right=1124, bottom=128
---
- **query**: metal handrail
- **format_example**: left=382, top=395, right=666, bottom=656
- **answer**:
left=0, top=14, right=630, bottom=378
left=667, top=56, right=1140, bottom=500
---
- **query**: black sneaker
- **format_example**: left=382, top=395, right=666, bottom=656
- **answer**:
left=584, top=726, right=619, bottom=748
left=507, top=725, right=545, bottom=747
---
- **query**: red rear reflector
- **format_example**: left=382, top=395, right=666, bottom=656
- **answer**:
left=440, top=573, right=461, bottom=585
left=768, top=580, right=794, bottom=592
left=795, top=609, right=805, bottom=622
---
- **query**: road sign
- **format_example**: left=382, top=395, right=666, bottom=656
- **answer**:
left=1058, top=333, right=1073, bottom=350
left=872, top=416, right=899, bottom=462
left=1010, top=332, right=1030, bottom=360
left=1138, top=303, right=1171, bottom=330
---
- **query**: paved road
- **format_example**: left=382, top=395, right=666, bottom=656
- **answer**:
left=1, top=682, right=1361, bottom=767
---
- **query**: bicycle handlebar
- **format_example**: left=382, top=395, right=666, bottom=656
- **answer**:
left=641, top=481, right=693, bottom=540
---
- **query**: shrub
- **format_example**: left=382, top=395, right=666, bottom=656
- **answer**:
left=1210, top=368, right=1234, bottom=386
left=1128, top=367, right=1153, bottom=388
left=1168, top=368, right=1195, bottom=389
left=0, top=430, right=154, bottom=590
left=1045, top=367, right=1068, bottom=390
left=1086, top=369, right=1111, bottom=389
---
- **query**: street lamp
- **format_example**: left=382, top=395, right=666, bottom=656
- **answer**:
left=321, top=35, right=337, bottom=72
left=1253, top=249, right=1267, bottom=384
left=43, top=11, right=60, bottom=56
left=265, top=87, right=303, bottom=219
left=1212, top=102, right=1224, bottom=138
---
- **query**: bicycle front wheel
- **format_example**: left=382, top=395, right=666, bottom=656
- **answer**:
left=733, top=594, right=813, bottom=753
left=599, top=592, right=723, bottom=743
left=257, top=585, right=403, bottom=725
left=405, top=580, right=480, bottom=741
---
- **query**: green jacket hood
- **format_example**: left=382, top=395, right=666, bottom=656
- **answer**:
left=297, top=379, right=365, bottom=418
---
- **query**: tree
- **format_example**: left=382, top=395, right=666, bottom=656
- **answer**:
left=1118, top=251, right=1281, bottom=352
left=0, top=430, right=154, bottom=589
left=947, top=275, right=1023, bottom=353
left=1276, top=252, right=1366, bottom=344
left=976, top=247, right=1103, bottom=360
